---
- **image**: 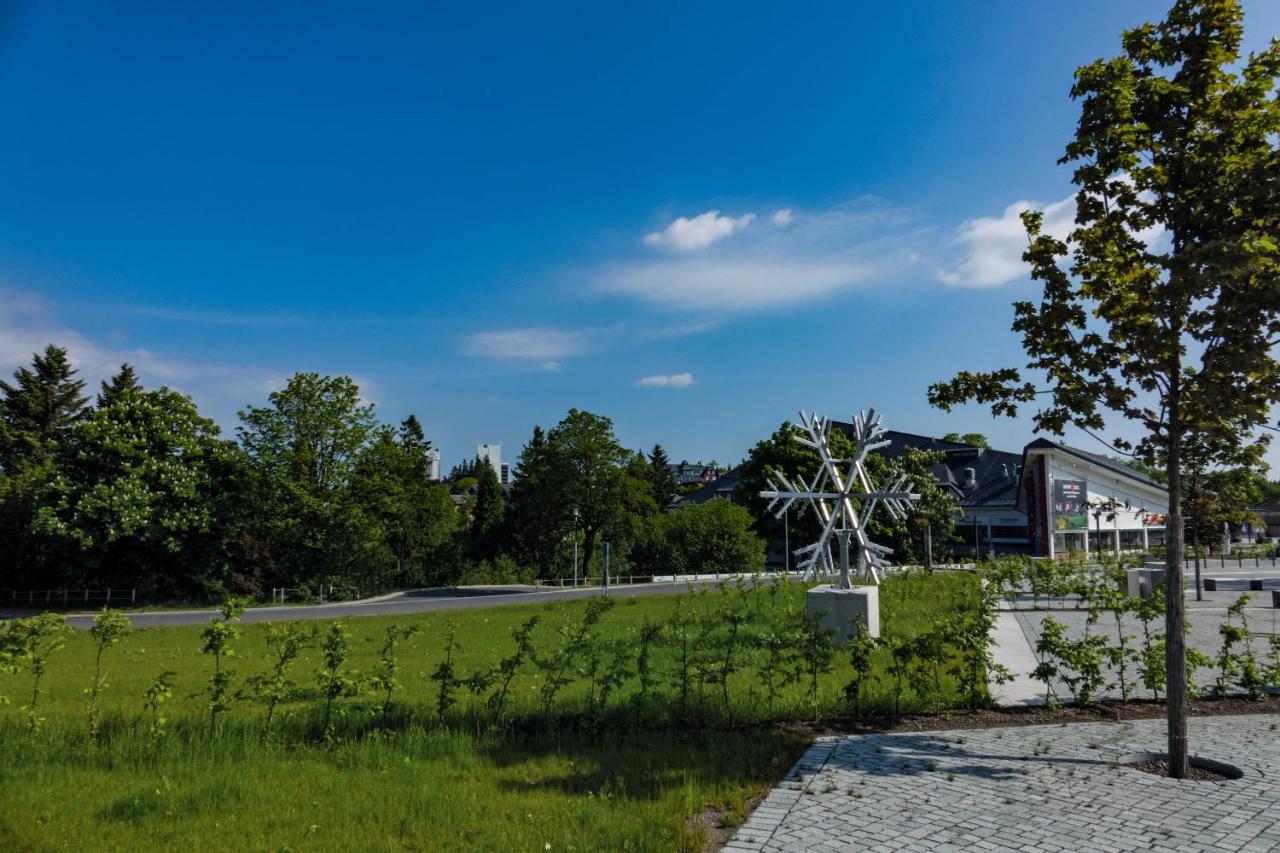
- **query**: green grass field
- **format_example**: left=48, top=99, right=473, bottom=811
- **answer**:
left=0, top=573, right=980, bottom=851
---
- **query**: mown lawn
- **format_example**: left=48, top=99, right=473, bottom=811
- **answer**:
left=0, top=572, right=980, bottom=851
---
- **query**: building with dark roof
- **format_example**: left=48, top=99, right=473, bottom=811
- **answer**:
left=674, top=426, right=1168, bottom=561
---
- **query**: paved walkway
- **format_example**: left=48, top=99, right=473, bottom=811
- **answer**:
left=23, top=579, right=738, bottom=630
left=727, top=713, right=1280, bottom=852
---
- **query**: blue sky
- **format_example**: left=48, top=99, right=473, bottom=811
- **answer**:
left=3, top=1, right=1279, bottom=471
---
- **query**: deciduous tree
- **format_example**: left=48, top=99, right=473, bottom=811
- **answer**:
left=928, top=0, right=1280, bottom=776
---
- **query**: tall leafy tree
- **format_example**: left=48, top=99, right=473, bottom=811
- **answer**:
left=351, top=423, right=457, bottom=588
left=546, top=409, right=629, bottom=570
left=35, top=385, right=244, bottom=596
left=237, top=374, right=379, bottom=592
left=96, top=363, right=141, bottom=409
left=928, top=0, right=1280, bottom=777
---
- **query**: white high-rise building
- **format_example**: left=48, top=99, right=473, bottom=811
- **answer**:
left=426, top=448, right=441, bottom=481
left=477, top=443, right=502, bottom=483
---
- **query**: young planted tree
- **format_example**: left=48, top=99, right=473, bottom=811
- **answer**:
left=316, top=620, right=361, bottom=736
left=369, top=624, right=419, bottom=719
left=200, top=598, right=245, bottom=736
left=141, top=670, right=176, bottom=742
left=928, top=0, right=1280, bottom=775
left=431, top=621, right=463, bottom=720
left=486, top=615, right=540, bottom=720
left=87, top=609, right=132, bottom=739
left=11, top=612, right=71, bottom=733
left=243, top=622, right=313, bottom=738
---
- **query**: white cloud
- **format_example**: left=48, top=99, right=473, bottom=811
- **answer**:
left=600, top=198, right=918, bottom=312
left=644, top=210, right=755, bottom=252
left=637, top=372, right=695, bottom=388
left=938, top=195, right=1076, bottom=287
left=462, top=327, right=604, bottom=361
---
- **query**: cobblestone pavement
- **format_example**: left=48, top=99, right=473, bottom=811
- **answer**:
left=726, top=713, right=1280, bottom=852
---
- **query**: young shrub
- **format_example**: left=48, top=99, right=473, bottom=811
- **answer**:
left=669, top=597, right=695, bottom=712
left=716, top=590, right=750, bottom=713
left=369, top=624, right=419, bottom=719
left=431, top=621, right=463, bottom=720
left=1131, top=587, right=1165, bottom=699
left=243, top=622, right=314, bottom=738
left=87, top=609, right=133, bottom=740
left=1212, top=596, right=1249, bottom=698
left=487, top=615, right=540, bottom=721
left=883, top=635, right=916, bottom=718
left=908, top=625, right=948, bottom=712
left=632, top=616, right=662, bottom=712
left=1032, top=616, right=1068, bottom=707
left=316, top=620, right=361, bottom=737
left=1098, top=587, right=1135, bottom=702
left=786, top=609, right=835, bottom=721
left=842, top=619, right=878, bottom=715
left=12, top=612, right=71, bottom=733
left=1227, top=596, right=1266, bottom=699
left=200, top=598, right=245, bottom=737
left=756, top=629, right=792, bottom=718
left=141, top=670, right=177, bottom=743
left=536, top=598, right=612, bottom=717
left=947, top=581, right=1010, bottom=708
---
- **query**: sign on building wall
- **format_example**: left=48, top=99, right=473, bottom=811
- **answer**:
left=1053, top=479, right=1087, bottom=530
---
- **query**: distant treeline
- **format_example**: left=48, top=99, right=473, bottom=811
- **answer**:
left=0, top=345, right=766, bottom=600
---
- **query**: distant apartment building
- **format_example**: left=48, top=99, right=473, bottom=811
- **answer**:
left=426, top=448, right=441, bottom=481
left=476, top=443, right=510, bottom=485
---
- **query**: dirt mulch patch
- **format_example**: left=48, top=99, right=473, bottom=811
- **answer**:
left=1127, top=758, right=1234, bottom=781
left=790, top=696, right=1278, bottom=737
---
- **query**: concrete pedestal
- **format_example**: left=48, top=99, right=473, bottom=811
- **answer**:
left=1124, top=567, right=1166, bottom=597
left=806, top=584, right=879, bottom=646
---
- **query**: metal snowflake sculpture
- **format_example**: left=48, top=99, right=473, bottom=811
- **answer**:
left=759, top=409, right=921, bottom=587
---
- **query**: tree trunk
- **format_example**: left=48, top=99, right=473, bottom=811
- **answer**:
left=1165, top=414, right=1189, bottom=779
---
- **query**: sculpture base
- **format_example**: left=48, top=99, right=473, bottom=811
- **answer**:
left=806, top=584, right=880, bottom=646
left=1122, top=567, right=1166, bottom=597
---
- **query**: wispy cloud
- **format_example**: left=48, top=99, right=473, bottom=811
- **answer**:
left=938, top=195, right=1075, bottom=287
left=637, top=372, right=695, bottom=388
left=644, top=211, right=755, bottom=252
left=600, top=199, right=920, bottom=312
left=0, top=286, right=288, bottom=425
left=462, top=326, right=606, bottom=362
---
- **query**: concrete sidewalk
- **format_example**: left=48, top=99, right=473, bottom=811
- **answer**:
left=987, top=611, right=1046, bottom=706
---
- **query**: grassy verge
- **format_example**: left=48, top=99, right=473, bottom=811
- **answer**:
left=0, top=572, right=980, bottom=851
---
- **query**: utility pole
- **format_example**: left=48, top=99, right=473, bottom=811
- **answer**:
left=602, top=541, right=610, bottom=597
left=924, top=519, right=933, bottom=572
left=784, top=509, right=790, bottom=574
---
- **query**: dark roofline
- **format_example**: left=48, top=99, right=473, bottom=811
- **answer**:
left=1022, top=438, right=1167, bottom=491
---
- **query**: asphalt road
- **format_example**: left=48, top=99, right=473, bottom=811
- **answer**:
left=52, top=580, right=726, bottom=630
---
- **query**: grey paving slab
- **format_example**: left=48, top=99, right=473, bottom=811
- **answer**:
left=729, top=713, right=1280, bottom=852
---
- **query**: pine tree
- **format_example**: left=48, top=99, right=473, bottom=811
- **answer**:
left=0, top=344, right=88, bottom=466
left=96, top=363, right=142, bottom=408
left=647, top=443, right=677, bottom=508
left=506, top=425, right=571, bottom=577
left=469, top=457, right=506, bottom=559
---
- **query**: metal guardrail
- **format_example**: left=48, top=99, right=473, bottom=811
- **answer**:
left=5, top=589, right=137, bottom=608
